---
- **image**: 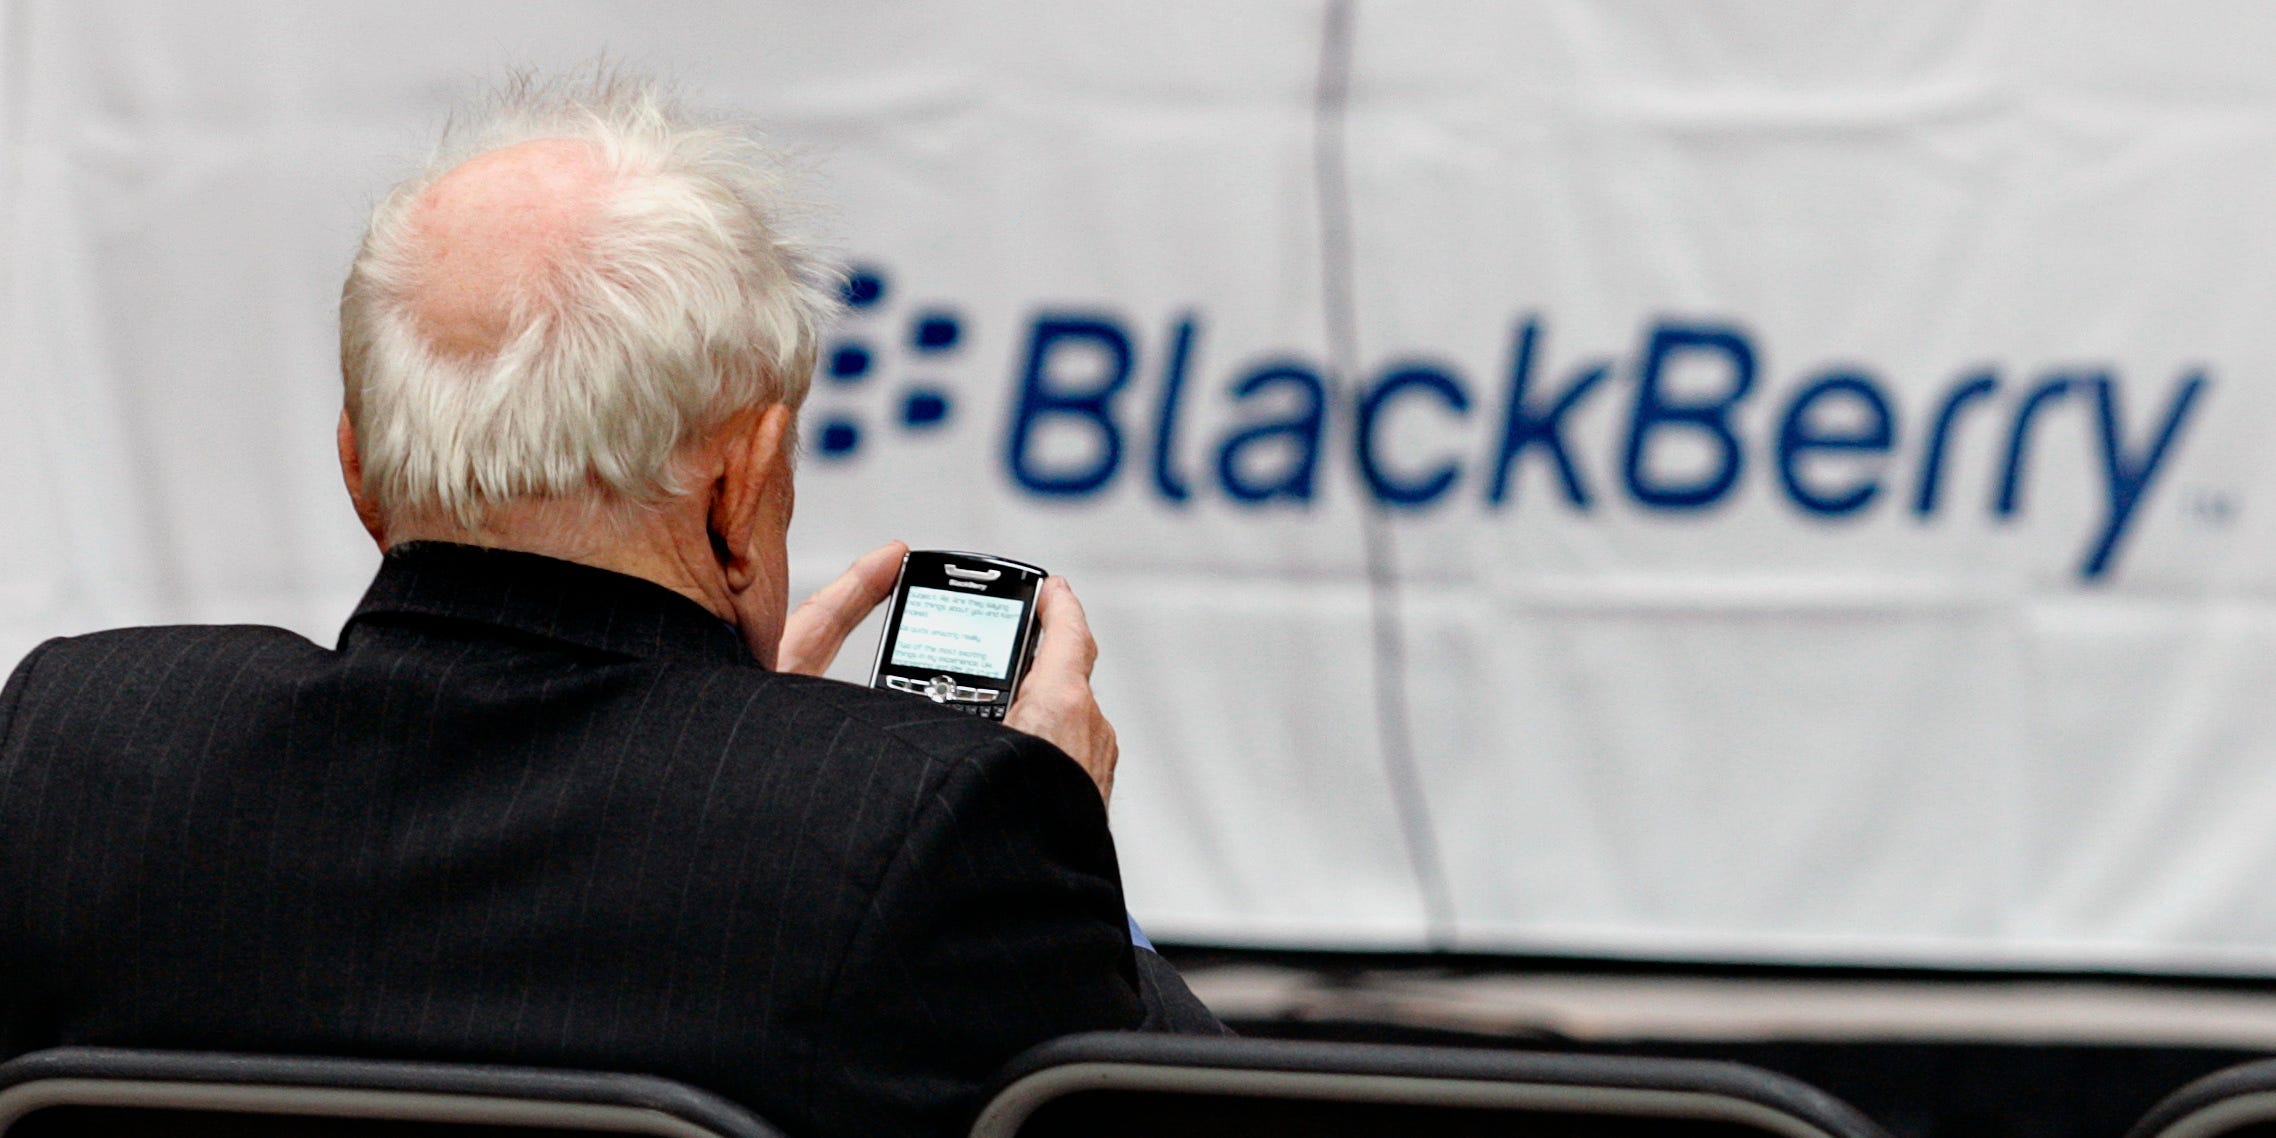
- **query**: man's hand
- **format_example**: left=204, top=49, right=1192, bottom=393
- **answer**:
left=781, top=549, right=1118, bottom=805
left=1006, top=577, right=1119, bottom=806
left=776, top=541, right=907, bottom=676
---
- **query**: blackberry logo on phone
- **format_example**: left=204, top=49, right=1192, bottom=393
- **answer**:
left=868, top=550, right=1046, bottom=720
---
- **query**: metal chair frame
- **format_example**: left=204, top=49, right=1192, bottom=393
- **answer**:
left=972, top=1032, right=1888, bottom=1138
left=0, top=1048, right=782, bottom=1138
left=2129, top=1058, right=2276, bottom=1138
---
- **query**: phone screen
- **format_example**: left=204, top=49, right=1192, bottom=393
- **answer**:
left=871, top=550, right=1047, bottom=717
left=888, top=586, right=1027, bottom=680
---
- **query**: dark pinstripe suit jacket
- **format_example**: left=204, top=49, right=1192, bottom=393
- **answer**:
left=0, top=543, right=1221, bottom=1137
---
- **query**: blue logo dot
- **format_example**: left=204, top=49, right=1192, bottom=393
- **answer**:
left=828, top=344, right=872, bottom=382
left=818, top=418, right=862, bottom=457
left=902, top=389, right=952, bottom=429
left=911, top=312, right=962, bottom=352
left=842, top=267, right=886, bottom=309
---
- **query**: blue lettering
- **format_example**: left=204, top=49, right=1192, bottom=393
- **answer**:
left=2080, top=372, right=2207, bottom=580
left=1356, top=363, right=1472, bottom=508
left=1215, top=362, right=1328, bottom=504
left=992, top=307, right=2203, bottom=585
left=1006, top=315, right=1134, bottom=497
left=1624, top=322, right=1755, bottom=510
left=1775, top=371, right=1896, bottom=517
left=1486, top=317, right=1608, bottom=509
left=1151, top=316, right=1198, bottom=503
left=1913, top=370, right=1998, bottom=516
left=1995, top=375, right=2079, bottom=517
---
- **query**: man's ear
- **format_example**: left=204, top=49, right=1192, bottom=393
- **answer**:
left=709, top=402, right=797, bottom=591
left=337, top=411, right=387, bottom=550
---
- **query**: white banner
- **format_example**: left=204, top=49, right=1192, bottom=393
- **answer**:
left=8, top=0, right=2276, bottom=970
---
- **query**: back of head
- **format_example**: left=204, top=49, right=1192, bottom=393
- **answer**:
left=340, top=68, right=838, bottom=533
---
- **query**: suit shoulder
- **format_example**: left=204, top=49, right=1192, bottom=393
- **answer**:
left=754, top=671, right=1074, bottom=783
left=24, top=623, right=323, bottom=668
left=42, top=623, right=318, bottom=648
left=6, top=624, right=328, bottom=698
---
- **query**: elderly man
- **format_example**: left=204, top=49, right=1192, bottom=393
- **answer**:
left=0, top=72, right=1219, bottom=1137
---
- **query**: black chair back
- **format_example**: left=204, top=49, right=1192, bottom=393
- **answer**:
left=2129, top=1057, right=2276, bottom=1138
left=973, top=1032, right=1888, bottom=1138
left=0, top=1048, right=782, bottom=1138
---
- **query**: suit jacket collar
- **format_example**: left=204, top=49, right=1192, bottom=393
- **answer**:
left=347, top=541, right=757, bottom=667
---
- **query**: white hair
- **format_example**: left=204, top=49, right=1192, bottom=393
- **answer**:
left=340, top=68, right=839, bottom=528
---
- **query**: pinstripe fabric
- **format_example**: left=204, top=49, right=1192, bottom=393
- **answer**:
left=0, top=543, right=1205, bottom=1137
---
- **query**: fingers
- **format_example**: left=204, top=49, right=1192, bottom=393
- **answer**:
left=1007, top=577, right=1117, bottom=804
left=1025, top=577, right=1098, bottom=681
left=776, top=541, right=907, bottom=676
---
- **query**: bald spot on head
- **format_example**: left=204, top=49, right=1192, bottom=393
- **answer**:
left=407, top=137, right=612, bottom=359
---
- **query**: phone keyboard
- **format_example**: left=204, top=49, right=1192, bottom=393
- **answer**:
left=881, top=674, right=1011, bottom=719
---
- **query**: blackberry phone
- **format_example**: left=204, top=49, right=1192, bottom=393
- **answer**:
left=868, top=550, right=1047, bottom=720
